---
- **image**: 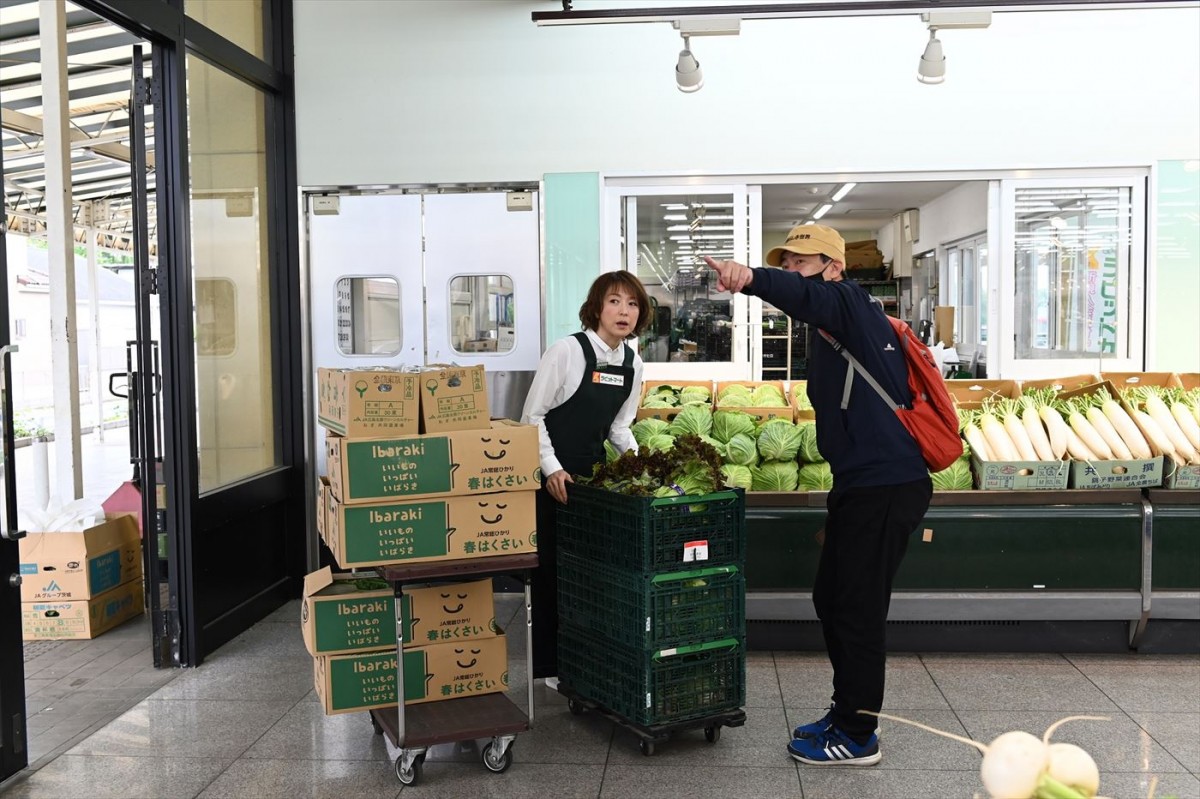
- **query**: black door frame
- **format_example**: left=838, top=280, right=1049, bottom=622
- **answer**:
left=0, top=140, right=29, bottom=784
left=77, top=0, right=304, bottom=666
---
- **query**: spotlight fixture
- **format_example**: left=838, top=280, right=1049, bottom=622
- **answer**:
left=676, top=35, right=702, bottom=93
left=916, top=11, right=991, bottom=85
left=917, top=29, right=945, bottom=84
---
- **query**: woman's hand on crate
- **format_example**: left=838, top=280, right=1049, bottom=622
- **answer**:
left=546, top=469, right=573, bottom=504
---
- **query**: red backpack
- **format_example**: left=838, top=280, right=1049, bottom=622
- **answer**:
left=819, top=316, right=963, bottom=472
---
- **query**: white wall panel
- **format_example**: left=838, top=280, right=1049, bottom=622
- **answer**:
left=295, top=2, right=1200, bottom=186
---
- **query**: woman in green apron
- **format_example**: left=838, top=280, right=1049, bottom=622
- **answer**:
left=520, top=271, right=652, bottom=681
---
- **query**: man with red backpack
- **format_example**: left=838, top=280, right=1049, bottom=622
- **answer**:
left=705, top=223, right=936, bottom=767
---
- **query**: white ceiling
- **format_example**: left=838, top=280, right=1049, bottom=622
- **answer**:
left=762, top=180, right=965, bottom=234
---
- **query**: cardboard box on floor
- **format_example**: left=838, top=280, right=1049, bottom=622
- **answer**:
left=326, top=420, right=540, bottom=505
left=301, top=568, right=496, bottom=656
left=22, top=578, right=144, bottom=640
left=325, top=490, right=536, bottom=569
left=418, top=364, right=490, bottom=433
left=313, top=632, right=509, bottom=714
left=317, top=367, right=421, bottom=438
left=18, top=514, right=142, bottom=602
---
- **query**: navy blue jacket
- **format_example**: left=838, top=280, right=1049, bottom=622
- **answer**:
left=744, top=268, right=928, bottom=490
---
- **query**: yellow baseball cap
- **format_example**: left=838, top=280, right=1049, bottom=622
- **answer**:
left=765, top=223, right=845, bottom=267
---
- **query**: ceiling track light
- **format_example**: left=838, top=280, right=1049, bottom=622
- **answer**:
left=671, top=18, right=739, bottom=93
left=675, top=35, right=703, bottom=93
left=917, top=11, right=991, bottom=85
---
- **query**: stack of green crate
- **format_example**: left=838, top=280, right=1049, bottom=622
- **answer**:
left=556, top=484, right=747, bottom=727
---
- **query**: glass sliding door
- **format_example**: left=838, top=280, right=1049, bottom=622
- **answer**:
left=609, top=185, right=751, bottom=381
left=997, top=176, right=1147, bottom=378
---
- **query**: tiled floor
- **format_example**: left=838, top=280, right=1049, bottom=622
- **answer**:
left=3, top=595, right=1199, bottom=799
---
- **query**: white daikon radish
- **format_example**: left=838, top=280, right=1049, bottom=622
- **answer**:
left=1039, top=404, right=1071, bottom=460
left=1020, top=397, right=1055, bottom=460
left=964, top=421, right=993, bottom=462
left=1129, top=406, right=1183, bottom=467
left=1140, top=388, right=1200, bottom=464
left=860, top=711, right=1109, bottom=799
left=980, top=411, right=1019, bottom=461
left=1085, top=398, right=1133, bottom=460
left=1096, top=392, right=1151, bottom=459
left=1065, top=427, right=1098, bottom=462
left=998, top=400, right=1038, bottom=461
left=1061, top=399, right=1113, bottom=460
left=1170, top=399, right=1200, bottom=453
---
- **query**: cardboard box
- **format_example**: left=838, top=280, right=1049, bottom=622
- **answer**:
left=18, top=514, right=142, bottom=602
left=934, top=306, right=955, bottom=348
left=636, top=380, right=715, bottom=422
left=790, top=381, right=815, bottom=422
left=1060, top=380, right=1164, bottom=489
left=945, top=379, right=1020, bottom=410
left=317, top=367, right=420, bottom=438
left=325, top=490, right=536, bottom=569
left=22, top=578, right=144, bottom=640
left=313, top=633, right=509, bottom=714
left=971, top=455, right=1069, bottom=491
left=1018, top=374, right=1100, bottom=395
left=1163, top=460, right=1200, bottom=489
left=301, top=568, right=496, bottom=656
left=326, top=420, right=540, bottom=505
left=316, top=476, right=330, bottom=540
left=1177, top=373, right=1199, bottom=391
left=1100, top=372, right=1183, bottom=391
left=418, top=364, right=490, bottom=433
left=714, top=381, right=791, bottom=423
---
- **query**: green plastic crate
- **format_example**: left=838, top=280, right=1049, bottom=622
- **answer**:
left=557, top=552, right=745, bottom=650
left=558, top=484, right=745, bottom=574
left=558, top=625, right=745, bottom=727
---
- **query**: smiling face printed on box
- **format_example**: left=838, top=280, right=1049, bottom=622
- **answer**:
left=476, top=498, right=508, bottom=526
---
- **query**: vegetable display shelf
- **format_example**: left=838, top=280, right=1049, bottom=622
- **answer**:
left=740, top=489, right=1198, bottom=647
left=368, top=552, right=538, bottom=787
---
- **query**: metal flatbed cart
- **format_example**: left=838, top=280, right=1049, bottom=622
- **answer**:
left=368, top=552, right=538, bottom=786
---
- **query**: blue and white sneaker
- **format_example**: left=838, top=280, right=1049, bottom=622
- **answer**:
left=792, top=705, right=835, bottom=739
left=792, top=706, right=880, bottom=739
left=787, top=726, right=881, bottom=766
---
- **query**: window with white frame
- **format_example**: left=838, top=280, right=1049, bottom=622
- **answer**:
left=944, top=233, right=988, bottom=351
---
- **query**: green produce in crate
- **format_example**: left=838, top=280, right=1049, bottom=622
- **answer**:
left=931, top=458, right=973, bottom=490
left=586, top=434, right=724, bottom=497
left=712, top=410, right=756, bottom=443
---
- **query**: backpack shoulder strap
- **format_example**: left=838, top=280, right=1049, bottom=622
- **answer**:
left=818, top=327, right=903, bottom=412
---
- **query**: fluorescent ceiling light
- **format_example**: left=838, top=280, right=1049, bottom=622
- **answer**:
left=811, top=203, right=834, bottom=220
left=831, top=183, right=856, bottom=202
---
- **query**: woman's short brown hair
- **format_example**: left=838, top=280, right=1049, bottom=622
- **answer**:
left=578, top=271, right=654, bottom=339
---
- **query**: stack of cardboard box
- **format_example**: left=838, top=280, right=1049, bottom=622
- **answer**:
left=19, top=514, right=144, bottom=640
left=844, top=239, right=887, bottom=276
left=311, top=363, right=541, bottom=714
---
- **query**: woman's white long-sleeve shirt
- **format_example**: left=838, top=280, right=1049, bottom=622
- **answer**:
left=520, top=329, right=644, bottom=477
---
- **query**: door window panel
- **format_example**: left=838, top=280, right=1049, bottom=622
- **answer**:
left=335, top=277, right=401, bottom=356
left=623, top=194, right=734, bottom=364
left=448, top=275, right=514, bottom=355
left=1014, top=187, right=1133, bottom=359
left=185, top=0, right=266, bottom=60
left=945, top=234, right=987, bottom=349
left=187, top=55, right=276, bottom=493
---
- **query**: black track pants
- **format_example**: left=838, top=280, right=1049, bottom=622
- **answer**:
left=812, top=477, right=932, bottom=741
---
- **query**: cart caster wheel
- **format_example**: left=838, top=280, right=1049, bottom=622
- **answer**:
left=567, top=698, right=585, bottom=716
left=370, top=715, right=383, bottom=735
left=640, top=739, right=656, bottom=757
left=395, top=756, right=422, bottom=786
left=705, top=725, right=720, bottom=743
left=482, top=741, right=513, bottom=774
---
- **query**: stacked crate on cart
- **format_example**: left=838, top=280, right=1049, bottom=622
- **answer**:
left=556, top=484, right=747, bottom=748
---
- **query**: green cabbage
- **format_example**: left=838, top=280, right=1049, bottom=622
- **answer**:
left=751, top=460, right=799, bottom=491
left=604, top=440, right=620, bottom=463
left=723, top=433, right=758, bottom=467
left=679, top=385, right=712, bottom=404
left=720, top=464, right=753, bottom=490
left=711, top=410, right=757, bottom=443
left=931, top=458, right=973, bottom=490
left=717, top=384, right=753, bottom=402
left=716, top=393, right=753, bottom=408
left=796, top=461, right=834, bottom=491
left=641, top=385, right=680, bottom=408
left=631, top=418, right=670, bottom=447
left=641, top=397, right=674, bottom=409
left=792, top=381, right=813, bottom=410
left=699, top=435, right=726, bottom=460
left=667, top=403, right=713, bottom=438
left=646, top=433, right=675, bottom=453
left=757, top=421, right=803, bottom=462
left=796, top=422, right=823, bottom=463
left=751, top=384, right=787, bottom=407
